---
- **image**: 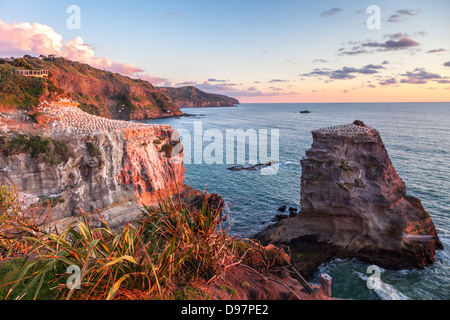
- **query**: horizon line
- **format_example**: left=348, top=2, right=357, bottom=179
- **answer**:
left=232, top=101, right=450, bottom=104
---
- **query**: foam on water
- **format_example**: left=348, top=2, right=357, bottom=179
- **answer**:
left=356, top=272, right=410, bottom=300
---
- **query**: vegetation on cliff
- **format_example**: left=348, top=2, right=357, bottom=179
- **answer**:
left=159, top=86, right=239, bottom=108
left=0, top=188, right=299, bottom=300
left=1, top=56, right=239, bottom=119
left=0, top=134, right=72, bottom=165
left=0, top=56, right=181, bottom=120
left=23, top=55, right=181, bottom=120
left=0, top=62, right=62, bottom=109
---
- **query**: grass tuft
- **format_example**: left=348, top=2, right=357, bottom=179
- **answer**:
left=0, top=189, right=291, bottom=300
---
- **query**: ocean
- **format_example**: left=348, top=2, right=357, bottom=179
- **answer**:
left=146, top=102, right=450, bottom=300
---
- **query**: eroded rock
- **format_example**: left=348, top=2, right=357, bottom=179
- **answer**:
left=0, top=106, right=207, bottom=230
left=256, top=122, right=442, bottom=269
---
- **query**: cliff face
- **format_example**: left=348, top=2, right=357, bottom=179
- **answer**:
left=21, top=56, right=182, bottom=120
left=0, top=105, right=199, bottom=230
left=256, top=122, right=442, bottom=269
left=158, top=86, right=239, bottom=108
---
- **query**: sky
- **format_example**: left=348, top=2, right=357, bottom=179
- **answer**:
left=0, top=0, right=449, bottom=103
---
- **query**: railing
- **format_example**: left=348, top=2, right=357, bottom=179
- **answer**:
left=15, top=69, right=49, bottom=77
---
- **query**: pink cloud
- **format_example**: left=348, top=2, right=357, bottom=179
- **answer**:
left=0, top=19, right=144, bottom=76
left=0, top=20, right=63, bottom=56
left=134, top=73, right=169, bottom=85
left=193, top=80, right=296, bottom=98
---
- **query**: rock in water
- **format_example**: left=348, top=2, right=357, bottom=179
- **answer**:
left=320, top=274, right=333, bottom=297
left=256, top=122, right=442, bottom=269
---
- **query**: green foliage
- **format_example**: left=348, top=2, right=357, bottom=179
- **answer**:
left=216, top=284, right=238, bottom=297
left=3, top=195, right=233, bottom=300
left=139, top=198, right=231, bottom=282
left=337, top=181, right=353, bottom=191
left=172, top=285, right=211, bottom=300
left=86, top=142, right=102, bottom=157
left=30, top=111, right=47, bottom=124
left=38, top=195, right=65, bottom=208
left=160, top=86, right=238, bottom=106
left=11, top=58, right=33, bottom=70
left=115, top=94, right=135, bottom=112
left=339, top=161, right=353, bottom=171
left=0, top=258, right=62, bottom=300
left=77, top=103, right=101, bottom=116
left=0, top=134, right=71, bottom=165
left=159, top=143, right=174, bottom=156
left=0, top=185, right=19, bottom=215
left=307, top=172, right=323, bottom=181
left=0, top=188, right=294, bottom=300
left=0, top=63, right=58, bottom=109
left=0, top=185, right=51, bottom=260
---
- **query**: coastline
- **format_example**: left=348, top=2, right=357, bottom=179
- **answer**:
left=158, top=103, right=449, bottom=300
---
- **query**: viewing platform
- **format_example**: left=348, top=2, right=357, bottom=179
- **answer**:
left=15, top=69, right=49, bottom=78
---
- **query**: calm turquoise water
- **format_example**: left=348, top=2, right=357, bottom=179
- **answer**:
left=146, top=103, right=450, bottom=300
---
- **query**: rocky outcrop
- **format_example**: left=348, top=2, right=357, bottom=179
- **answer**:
left=0, top=106, right=202, bottom=230
left=256, top=121, right=442, bottom=269
left=158, top=86, right=239, bottom=108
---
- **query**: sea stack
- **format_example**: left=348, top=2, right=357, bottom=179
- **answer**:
left=256, top=121, right=442, bottom=269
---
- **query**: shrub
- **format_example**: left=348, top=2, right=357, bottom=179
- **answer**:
left=159, top=143, right=174, bottom=157
left=4, top=195, right=234, bottom=300
left=0, top=134, right=71, bottom=165
left=86, top=142, right=102, bottom=157
left=12, top=58, right=33, bottom=70
left=339, top=161, right=353, bottom=171
left=0, top=185, right=51, bottom=260
left=0, top=64, right=52, bottom=109
left=38, top=195, right=64, bottom=208
left=2, top=194, right=291, bottom=300
left=77, top=103, right=100, bottom=116
left=307, top=172, right=323, bottom=181
left=30, top=112, right=49, bottom=125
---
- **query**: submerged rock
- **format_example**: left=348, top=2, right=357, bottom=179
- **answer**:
left=255, top=121, right=442, bottom=269
left=227, top=162, right=273, bottom=171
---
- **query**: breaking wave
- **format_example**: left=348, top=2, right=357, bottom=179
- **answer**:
left=356, top=272, right=410, bottom=300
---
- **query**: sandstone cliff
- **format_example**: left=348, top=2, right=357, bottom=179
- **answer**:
left=18, top=56, right=183, bottom=120
left=158, top=86, right=239, bottom=108
left=0, top=105, right=200, bottom=230
left=256, top=121, right=443, bottom=269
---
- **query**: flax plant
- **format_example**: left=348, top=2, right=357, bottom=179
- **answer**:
left=3, top=194, right=234, bottom=300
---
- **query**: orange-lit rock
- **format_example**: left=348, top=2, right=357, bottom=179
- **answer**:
left=0, top=106, right=201, bottom=230
left=256, top=121, right=443, bottom=269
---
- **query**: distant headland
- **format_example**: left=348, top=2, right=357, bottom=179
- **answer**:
left=0, top=55, right=239, bottom=120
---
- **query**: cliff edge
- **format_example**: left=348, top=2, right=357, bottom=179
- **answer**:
left=256, top=121, right=443, bottom=270
left=0, top=56, right=182, bottom=120
left=0, top=102, right=201, bottom=230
